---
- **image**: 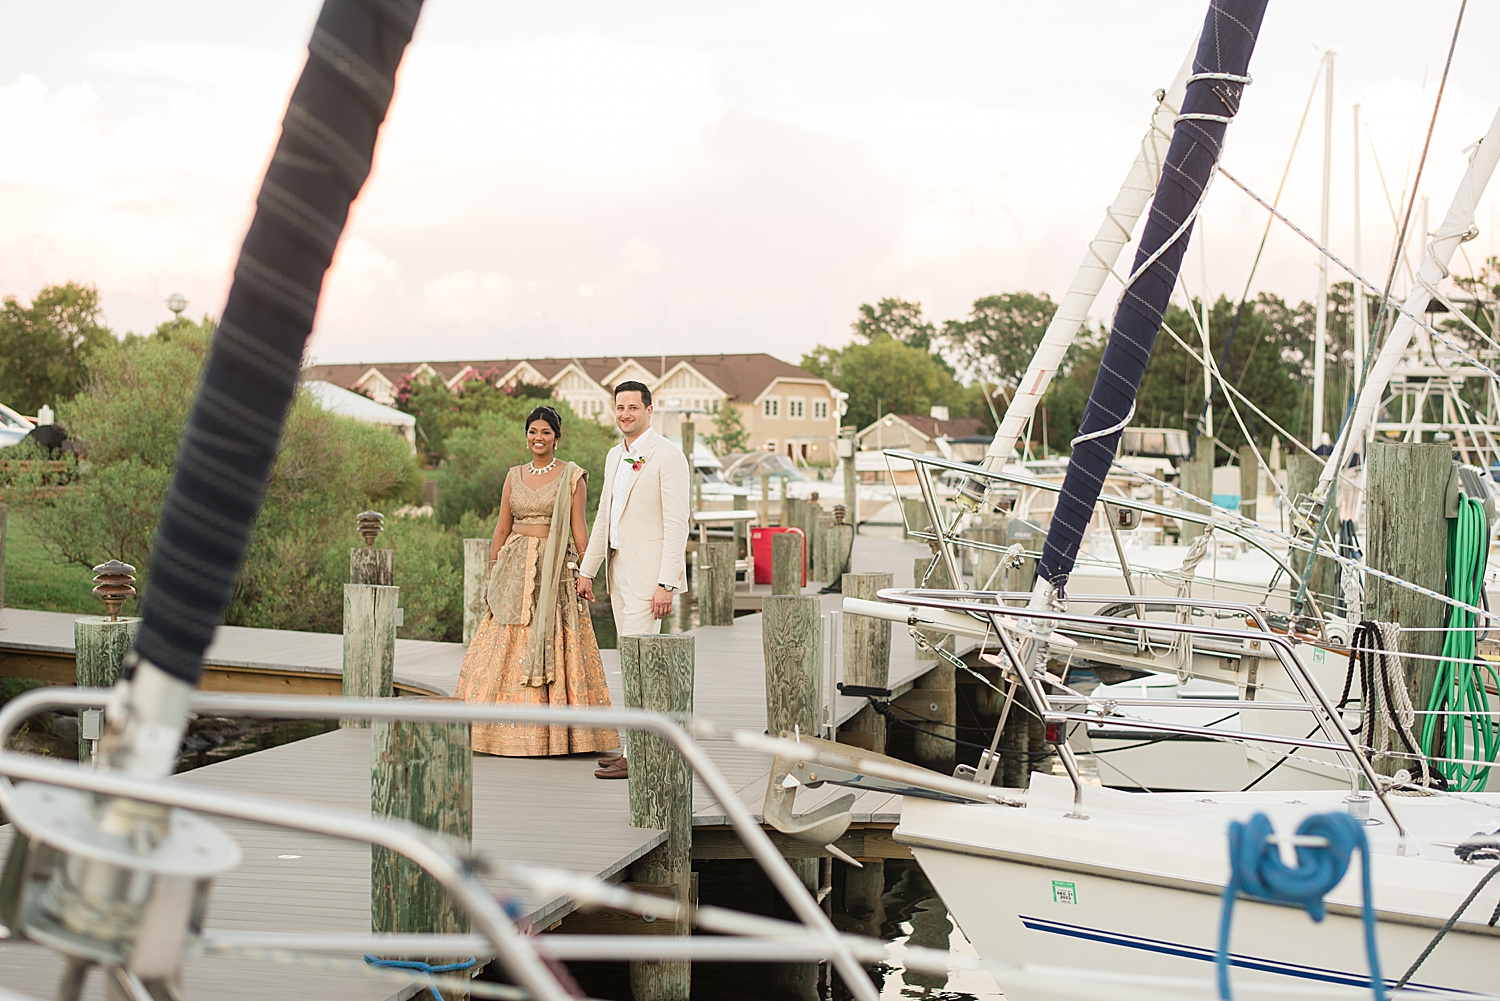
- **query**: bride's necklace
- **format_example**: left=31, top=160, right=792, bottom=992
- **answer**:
left=527, top=457, right=559, bottom=475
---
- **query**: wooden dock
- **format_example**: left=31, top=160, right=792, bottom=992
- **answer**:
left=0, top=535, right=945, bottom=1000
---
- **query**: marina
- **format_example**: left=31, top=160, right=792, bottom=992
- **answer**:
left=10, top=1, right=1500, bottom=999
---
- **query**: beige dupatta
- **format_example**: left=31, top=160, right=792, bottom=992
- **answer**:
left=519, top=461, right=578, bottom=687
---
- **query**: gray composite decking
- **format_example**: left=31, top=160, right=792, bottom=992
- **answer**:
left=0, top=535, right=944, bottom=1000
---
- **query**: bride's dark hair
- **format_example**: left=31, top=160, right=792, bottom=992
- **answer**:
left=526, top=405, right=563, bottom=441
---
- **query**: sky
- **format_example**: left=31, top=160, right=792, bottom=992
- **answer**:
left=3, top=1, right=1499, bottom=367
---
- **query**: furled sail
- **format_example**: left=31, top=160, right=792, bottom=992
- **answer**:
left=983, top=38, right=1199, bottom=469
left=1317, top=103, right=1500, bottom=493
left=1036, top=0, right=1267, bottom=592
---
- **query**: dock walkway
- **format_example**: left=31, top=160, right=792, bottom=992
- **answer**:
left=0, top=535, right=943, bottom=999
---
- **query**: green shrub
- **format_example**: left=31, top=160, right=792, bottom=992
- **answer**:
left=436, top=401, right=614, bottom=526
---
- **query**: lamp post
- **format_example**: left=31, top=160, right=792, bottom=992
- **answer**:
left=166, top=292, right=188, bottom=330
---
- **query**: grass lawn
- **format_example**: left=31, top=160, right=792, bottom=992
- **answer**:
left=4, top=506, right=101, bottom=615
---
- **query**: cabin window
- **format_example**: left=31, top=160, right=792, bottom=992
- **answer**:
left=763, top=397, right=780, bottom=418
left=788, top=397, right=805, bottom=419
left=812, top=399, right=829, bottom=420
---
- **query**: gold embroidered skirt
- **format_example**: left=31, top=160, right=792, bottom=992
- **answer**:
left=455, top=536, right=619, bottom=756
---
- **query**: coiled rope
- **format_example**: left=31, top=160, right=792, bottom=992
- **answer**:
left=1344, top=622, right=1429, bottom=786
left=1422, top=493, right=1500, bottom=790
left=1216, top=812, right=1382, bottom=1001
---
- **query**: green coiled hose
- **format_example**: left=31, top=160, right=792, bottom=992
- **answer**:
left=1422, top=493, right=1500, bottom=790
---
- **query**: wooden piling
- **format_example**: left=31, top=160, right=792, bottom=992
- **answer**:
left=350, top=547, right=394, bottom=586
left=371, top=699, right=472, bottom=941
left=771, top=532, right=803, bottom=596
left=462, top=538, right=489, bottom=645
left=969, top=518, right=1008, bottom=591
left=1238, top=444, right=1259, bottom=523
left=620, top=634, right=695, bottom=1001
left=760, top=472, right=771, bottom=527
left=842, top=437, right=858, bottom=528
left=1366, top=441, right=1451, bottom=714
left=822, top=521, right=854, bottom=585
left=342, top=583, right=398, bottom=727
left=771, top=858, right=821, bottom=999
left=1179, top=438, right=1212, bottom=542
left=1286, top=452, right=1337, bottom=609
left=699, top=541, right=736, bottom=626
left=811, top=512, right=833, bottom=582
left=840, top=859, right=886, bottom=937
left=74, top=616, right=138, bottom=758
left=841, top=573, right=893, bottom=690
left=901, top=497, right=930, bottom=540
left=763, top=594, right=821, bottom=737
left=0, top=503, right=7, bottom=609
left=904, top=558, right=956, bottom=773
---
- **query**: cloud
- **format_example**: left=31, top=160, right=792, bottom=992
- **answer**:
left=423, top=270, right=516, bottom=324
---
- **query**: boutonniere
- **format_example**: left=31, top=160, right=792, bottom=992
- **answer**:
left=623, top=453, right=649, bottom=472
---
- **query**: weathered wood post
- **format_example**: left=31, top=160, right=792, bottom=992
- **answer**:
left=1238, top=444, right=1260, bottom=523
left=351, top=510, right=394, bottom=585
left=621, top=634, right=695, bottom=1001
left=1286, top=451, right=1337, bottom=609
left=760, top=472, right=771, bottom=527
left=901, top=497, right=930, bottom=540
left=841, top=859, right=886, bottom=938
left=76, top=560, right=139, bottom=759
left=840, top=572, right=893, bottom=753
left=343, top=583, right=399, bottom=727
left=699, top=541, right=735, bottom=626
left=763, top=594, right=820, bottom=738
left=0, top=503, right=7, bottom=609
left=1179, top=438, right=1212, bottom=543
left=823, top=510, right=854, bottom=586
left=903, top=557, right=955, bottom=773
left=771, top=858, right=821, bottom=1000
left=771, top=532, right=802, bottom=596
left=969, top=518, right=1008, bottom=591
left=462, top=538, right=489, bottom=644
left=841, top=434, right=858, bottom=528
left=1366, top=441, right=1451, bottom=718
left=682, top=420, right=700, bottom=515
left=811, top=512, right=834, bottom=583
left=371, top=698, right=472, bottom=943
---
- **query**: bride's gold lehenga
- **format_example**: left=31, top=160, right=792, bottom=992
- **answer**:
left=455, top=464, right=620, bottom=756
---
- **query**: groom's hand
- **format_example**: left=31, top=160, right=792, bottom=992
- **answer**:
left=576, top=575, right=594, bottom=601
left=652, top=585, right=674, bottom=619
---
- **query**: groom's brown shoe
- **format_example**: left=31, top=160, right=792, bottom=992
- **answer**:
left=597, top=754, right=622, bottom=767
left=594, top=756, right=629, bottom=779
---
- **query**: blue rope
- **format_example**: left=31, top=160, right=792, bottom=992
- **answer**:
left=1215, top=812, right=1383, bottom=1001
left=364, top=955, right=479, bottom=1001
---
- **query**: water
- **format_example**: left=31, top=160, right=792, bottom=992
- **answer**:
left=519, top=858, right=1002, bottom=1000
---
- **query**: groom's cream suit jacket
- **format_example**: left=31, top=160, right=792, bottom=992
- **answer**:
left=580, top=429, right=692, bottom=602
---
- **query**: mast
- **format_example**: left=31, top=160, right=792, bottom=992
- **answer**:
left=1311, top=51, right=1334, bottom=449
left=982, top=38, right=1200, bottom=469
left=1319, top=102, right=1500, bottom=492
left=1353, top=103, right=1366, bottom=387
left=1036, top=0, right=1267, bottom=593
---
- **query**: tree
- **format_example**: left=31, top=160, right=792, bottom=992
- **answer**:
left=802, top=336, right=959, bottom=431
left=0, top=282, right=115, bottom=413
left=852, top=297, right=940, bottom=352
left=942, top=292, right=1056, bottom=394
left=27, top=320, right=422, bottom=632
left=703, top=401, right=750, bottom=455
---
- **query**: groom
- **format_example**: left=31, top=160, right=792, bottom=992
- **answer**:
left=577, top=380, right=691, bottom=779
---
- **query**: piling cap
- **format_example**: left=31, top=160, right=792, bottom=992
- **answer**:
left=356, top=510, right=385, bottom=547
left=91, top=560, right=137, bottom=621
left=833, top=504, right=847, bottom=526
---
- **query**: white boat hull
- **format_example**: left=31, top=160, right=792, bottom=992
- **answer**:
left=900, top=783, right=1500, bottom=1000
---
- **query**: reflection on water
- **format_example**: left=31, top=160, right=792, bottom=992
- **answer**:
left=547, top=858, right=1001, bottom=1000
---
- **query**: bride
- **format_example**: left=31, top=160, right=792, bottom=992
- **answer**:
left=455, top=405, right=620, bottom=756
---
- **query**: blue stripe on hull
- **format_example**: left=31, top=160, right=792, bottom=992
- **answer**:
left=1017, top=915, right=1461, bottom=995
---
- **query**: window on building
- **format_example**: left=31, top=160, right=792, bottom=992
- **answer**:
left=788, top=397, right=805, bottom=419
left=763, top=397, right=780, bottom=418
left=812, top=399, right=829, bottom=420
left=764, top=439, right=777, bottom=452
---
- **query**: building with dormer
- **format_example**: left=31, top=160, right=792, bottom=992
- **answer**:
left=303, top=354, right=847, bottom=463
